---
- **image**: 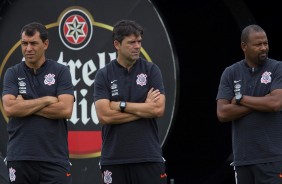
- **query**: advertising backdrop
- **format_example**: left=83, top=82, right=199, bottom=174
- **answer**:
left=0, top=0, right=178, bottom=183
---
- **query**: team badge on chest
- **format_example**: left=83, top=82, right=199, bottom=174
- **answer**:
left=44, top=73, right=56, bottom=86
left=136, top=73, right=147, bottom=86
left=261, top=71, right=271, bottom=84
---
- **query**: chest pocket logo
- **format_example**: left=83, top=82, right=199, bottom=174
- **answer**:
left=261, top=71, right=271, bottom=84
left=136, top=73, right=147, bottom=86
left=44, top=73, right=56, bottom=86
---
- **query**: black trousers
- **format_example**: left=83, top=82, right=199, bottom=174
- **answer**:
left=234, top=161, right=282, bottom=184
left=101, top=162, right=167, bottom=184
left=0, top=152, right=9, bottom=184
left=7, top=161, right=72, bottom=184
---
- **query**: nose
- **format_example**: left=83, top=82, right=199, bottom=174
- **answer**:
left=26, top=43, right=32, bottom=51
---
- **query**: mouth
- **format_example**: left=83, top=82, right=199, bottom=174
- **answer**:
left=259, top=53, right=267, bottom=58
left=25, top=54, right=35, bottom=59
left=132, top=51, right=140, bottom=56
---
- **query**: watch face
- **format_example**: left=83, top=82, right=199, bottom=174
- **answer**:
left=120, top=101, right=126, bottom=112
left=121, top=102, right=126, bottom=107
left=236, top=93, right=242, bottom=100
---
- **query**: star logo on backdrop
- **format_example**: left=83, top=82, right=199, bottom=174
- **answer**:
left=65, top=15, right=86, bottom=44
left=58, top=7, right=93, bottom=50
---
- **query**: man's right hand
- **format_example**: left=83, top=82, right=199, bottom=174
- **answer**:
left=145, top=88, right=161, bottom=103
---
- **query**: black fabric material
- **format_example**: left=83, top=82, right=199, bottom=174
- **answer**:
left=0, top=152, right=9, bottom=184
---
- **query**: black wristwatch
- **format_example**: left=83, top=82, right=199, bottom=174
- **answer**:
left=235, top=93, right=243, bottom=105
left=119, top=101, right=127, bottom=112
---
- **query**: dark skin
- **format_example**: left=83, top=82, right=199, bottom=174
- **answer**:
left=217, top=30, right=282, bottom=123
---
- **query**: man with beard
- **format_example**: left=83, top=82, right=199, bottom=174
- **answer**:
left=216, top=24, right=282, bottom=184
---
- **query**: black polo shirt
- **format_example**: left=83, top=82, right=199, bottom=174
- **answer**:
left=216, top=58, right=282, bottom=166
left=2, top=59, right=74, bottom=169
left=94, top=58, right=165, bottom=165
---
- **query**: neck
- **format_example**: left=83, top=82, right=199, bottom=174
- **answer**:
left=117, top=59, right=136, bottom=70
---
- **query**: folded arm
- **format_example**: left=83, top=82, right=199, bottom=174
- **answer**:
left=35, top=94, right=74, bottom=119
left=2, top=94, right=58, bottom=118
left=217, top=89, right=282, bottom=123
left=95, top=88, right=165, bottom=125
left=111, top=88, right=165, bottom=118
left=216, top=99, right=252, bottom=122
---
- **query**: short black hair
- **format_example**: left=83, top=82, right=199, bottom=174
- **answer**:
left=112, top=20, right=143, bottom=43
left=241, top=24, right=265, bottom=43
left=20, top=22, right=48, bottom=42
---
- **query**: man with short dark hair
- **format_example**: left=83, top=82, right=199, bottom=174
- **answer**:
left=2, top=22, right=74, bottom=184
left=94, top=19, right=167, bottom=184
left=216, top=24, right=282, bottom=184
